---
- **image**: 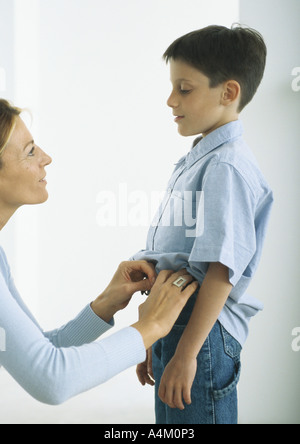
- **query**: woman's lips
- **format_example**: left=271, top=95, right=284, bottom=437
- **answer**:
left=174, top=116, right=184, bottom=122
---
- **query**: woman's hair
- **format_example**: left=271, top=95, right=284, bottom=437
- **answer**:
left=163, top=24, right=267, bottom=112
left=0, top=99, right=22, bottom=168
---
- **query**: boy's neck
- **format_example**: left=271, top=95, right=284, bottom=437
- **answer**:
left=192, top=118, right=240, bottom=148
left=202, top=116, right=240, bottom=138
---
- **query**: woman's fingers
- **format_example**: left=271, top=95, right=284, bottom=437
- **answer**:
left=152, top=268, right=195, bottom=290
left=166, top=269, right=194, bottom=286
left=124, top=261, right=157, bottom=284
left=131, top=268, right=199, bottom=349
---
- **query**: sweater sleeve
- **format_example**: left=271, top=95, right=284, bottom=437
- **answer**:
left=44, top=304, right=115, bottom=348
left=0, top=255, right=146, bottom=405
left=0, top=246, right=114, bottom=348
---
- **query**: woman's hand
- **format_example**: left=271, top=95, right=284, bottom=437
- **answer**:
left=91, top=261, right=157, bottom=322
left=132, top=269, right=199, bottom=350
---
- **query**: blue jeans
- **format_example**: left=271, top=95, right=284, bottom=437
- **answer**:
left=152, top=320, right=242, bottom=424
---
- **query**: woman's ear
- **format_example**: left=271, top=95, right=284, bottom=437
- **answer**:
left=221, top=80, right=241, bottom=106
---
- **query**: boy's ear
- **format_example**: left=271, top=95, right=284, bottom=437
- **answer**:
left=221, top=80, right=241, bottom=106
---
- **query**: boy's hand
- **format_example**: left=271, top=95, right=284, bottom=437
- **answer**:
left=158, top=355, right=197, bottom=410
left=136, top=348, right=155, bottom=386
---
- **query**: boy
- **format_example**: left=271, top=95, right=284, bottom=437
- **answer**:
left=133, top=25, right=273, bottom=424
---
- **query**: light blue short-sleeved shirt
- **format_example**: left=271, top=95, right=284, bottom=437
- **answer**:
left=132, top=120, right=273, bottom=345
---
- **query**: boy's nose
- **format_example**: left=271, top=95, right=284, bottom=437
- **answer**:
left=167, top=91, right=179, bottom=109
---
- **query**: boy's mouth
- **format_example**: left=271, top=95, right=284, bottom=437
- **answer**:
left=174, top=116, right=185, bottom=122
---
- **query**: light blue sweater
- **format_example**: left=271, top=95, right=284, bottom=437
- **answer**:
left=0, top=247, right=146, bottom=405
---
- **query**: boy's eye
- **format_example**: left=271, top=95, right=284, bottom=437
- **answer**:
left=180, top=89, right=192, bottom=95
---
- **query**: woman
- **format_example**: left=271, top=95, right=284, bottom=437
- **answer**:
left=0, top=99, right=198, bottom=405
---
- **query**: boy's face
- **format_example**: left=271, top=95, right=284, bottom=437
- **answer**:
left=167, top=59, right=238, bottom=137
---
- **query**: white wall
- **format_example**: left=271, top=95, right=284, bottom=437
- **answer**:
left=0, top=0, right=240, bottom=424
left=36, top=0, right=239, bottom=331
left=1, top=0, right=299, bottom=425
left=238, top=0, right=300, bottom=425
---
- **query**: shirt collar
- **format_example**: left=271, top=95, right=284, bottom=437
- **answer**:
left=185, top=120, right=244, bottom=167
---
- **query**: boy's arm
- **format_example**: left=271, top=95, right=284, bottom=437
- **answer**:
left=158, top=262, right=233, bottom=410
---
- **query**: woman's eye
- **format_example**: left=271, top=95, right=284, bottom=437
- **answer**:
left=28, top=146, right=35, bottom=156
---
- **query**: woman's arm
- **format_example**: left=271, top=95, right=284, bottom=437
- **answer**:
left=0, top=268, right=147, bottom=405
left=45, top=260, right=158, bottom=348
left=43, top=304, right=114, bottom=348
left=0, top=264, right=197, bottom=405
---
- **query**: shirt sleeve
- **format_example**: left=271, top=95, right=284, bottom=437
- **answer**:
left=188, top=162, right=257, bottom=286
left=0, top=269, right=146, bottom=405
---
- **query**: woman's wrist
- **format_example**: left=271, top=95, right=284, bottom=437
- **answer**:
left=91, top=291, right=118, bottom=323
left=131, top=320, right=162, bottom=351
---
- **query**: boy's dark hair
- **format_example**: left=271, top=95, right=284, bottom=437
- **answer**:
left=163, top=24, right=267, bottom=112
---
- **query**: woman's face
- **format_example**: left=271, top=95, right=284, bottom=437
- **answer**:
left=0, top=116, right=52, bottom=210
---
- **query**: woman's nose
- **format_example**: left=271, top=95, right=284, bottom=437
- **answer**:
left=39, top=147, right=52, bottom=166
left=44, top=153, right=52, bottom=166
